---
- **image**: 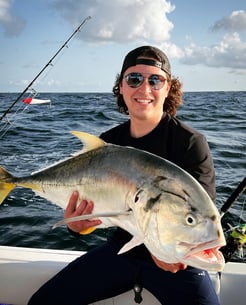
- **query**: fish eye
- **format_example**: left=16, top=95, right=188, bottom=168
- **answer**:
left=185, top=214, right=197, bottom=226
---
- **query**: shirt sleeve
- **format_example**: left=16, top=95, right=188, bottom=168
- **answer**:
left=182, top=133, right=216, bottom=202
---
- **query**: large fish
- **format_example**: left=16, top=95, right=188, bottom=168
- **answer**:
left=0, top=131, right=225, bottom=271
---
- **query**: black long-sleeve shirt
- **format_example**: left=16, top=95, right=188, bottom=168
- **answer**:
left=100, top=113, right=216, bottom=201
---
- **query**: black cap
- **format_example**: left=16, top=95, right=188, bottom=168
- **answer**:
left=120, top=45, right=171, bottom=77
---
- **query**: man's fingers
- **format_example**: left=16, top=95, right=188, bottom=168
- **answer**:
left=65, top=193, right=102, bottom=232
left=77, top=200, right=93, bottom=215
left=65, top=191, right=79, bottom=216
left=86, top=219, right=102, bottom=226
left=65, top=196, right=95, bottom=220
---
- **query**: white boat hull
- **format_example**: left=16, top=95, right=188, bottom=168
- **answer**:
left=0, top=246, right=245, bottom=305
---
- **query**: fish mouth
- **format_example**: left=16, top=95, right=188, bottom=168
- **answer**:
left=180, top=240, right=225, bottom=271
left=186, top=246, right=224, bottom=263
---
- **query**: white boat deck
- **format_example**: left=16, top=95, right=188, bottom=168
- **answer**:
left=0, top=246, right=245, bottom=305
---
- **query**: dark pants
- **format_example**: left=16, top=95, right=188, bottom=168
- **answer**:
left=28, top=241, right=220, bottom=305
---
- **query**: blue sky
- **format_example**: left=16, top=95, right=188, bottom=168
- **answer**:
left=0, top=0, right=245, bottom=92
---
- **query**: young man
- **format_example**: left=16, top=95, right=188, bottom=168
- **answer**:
left=28, top=46, right=219, bottom=305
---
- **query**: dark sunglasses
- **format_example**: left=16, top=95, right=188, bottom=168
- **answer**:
left=125, top=72, right=166, bottom=90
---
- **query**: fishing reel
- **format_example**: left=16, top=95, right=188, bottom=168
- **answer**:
left=220, top=223, right=246, bottom=263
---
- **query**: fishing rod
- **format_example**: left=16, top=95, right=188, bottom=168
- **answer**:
left=219, top=176, right=246, bottom=262
left=220, top=176, right=246, bottom=217
left=0, top=16, right=91, bottom=122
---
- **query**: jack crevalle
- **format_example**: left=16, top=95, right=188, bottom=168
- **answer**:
left=0, top=131, right=225, bottom=271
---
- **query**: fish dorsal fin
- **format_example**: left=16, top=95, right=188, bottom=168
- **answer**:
left=71, top=131, right=105, bottom=153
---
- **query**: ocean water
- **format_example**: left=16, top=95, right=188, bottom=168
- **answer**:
left=0, top=91, right=245, bottom=262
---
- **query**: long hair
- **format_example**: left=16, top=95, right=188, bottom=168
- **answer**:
left=112, top=74, right=183, bottom=117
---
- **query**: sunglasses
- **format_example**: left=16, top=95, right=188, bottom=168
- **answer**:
left=125, top=72, right=166, bottom=90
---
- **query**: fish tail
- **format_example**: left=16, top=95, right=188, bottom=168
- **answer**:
left=0, top=166, right=16, bottom=204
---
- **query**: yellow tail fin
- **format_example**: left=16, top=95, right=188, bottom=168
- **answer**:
left=0, top=167, right=15, bottom=204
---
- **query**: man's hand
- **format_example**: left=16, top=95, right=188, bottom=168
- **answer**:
left=64, top=191, right=102, bottom=233
left=151, top=254, right=187, bottom=273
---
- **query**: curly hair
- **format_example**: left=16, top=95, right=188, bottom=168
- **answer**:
left=112, top=73, right=183, bottom=117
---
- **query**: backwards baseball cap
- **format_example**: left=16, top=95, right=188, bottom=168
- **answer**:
left=120, top=45, right=171, bottom=77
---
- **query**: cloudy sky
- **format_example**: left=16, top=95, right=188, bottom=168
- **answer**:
left=0, top=0, right=245, bottom=92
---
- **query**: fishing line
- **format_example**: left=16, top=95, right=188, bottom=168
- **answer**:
left=0, top=87, right=42, bottom=138
left=0, top=16, right=92, bottom=128
left=32, top=42, right=70, bottom=88
left=0, top=46, right=65, bottom=138
left=238, top=195, right=246, bottom=224
left=0, top=102, right=28, bottom=138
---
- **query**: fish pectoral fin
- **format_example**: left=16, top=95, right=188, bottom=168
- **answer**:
left=52, top=211, right=131, bottom=229
left=71, top=131, right=105, bottom=153
left=118, top=236, right=144, bottom=255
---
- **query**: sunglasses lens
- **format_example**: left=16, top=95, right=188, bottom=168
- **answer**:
left=125, top=73, right=144, bottom=88
left=148, top=75, right=165, bottom=90
left=125, top=73, right=166, bottom=90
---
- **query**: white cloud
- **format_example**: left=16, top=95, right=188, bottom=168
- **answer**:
left=50, top=0, right=175, bottom=43
left=175, top=10, right=246, bottom=71
left=0, top=0, right=10, bottom=20
left=210, top=10, right=246, bottom=32
left=180, top=32, right=246, bottom=70
left=3, top=1, right=245, bottom=74
left=0, top=0, right=25, bottom=36
left=159, top=41, right=183, bottom=58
